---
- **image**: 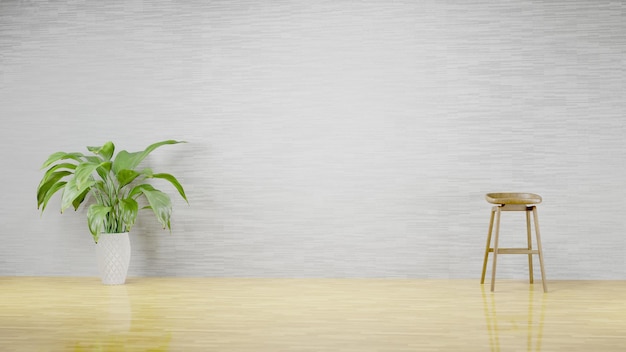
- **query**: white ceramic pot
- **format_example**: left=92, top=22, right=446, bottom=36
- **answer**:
left=96, top=232, right=131, bottom=285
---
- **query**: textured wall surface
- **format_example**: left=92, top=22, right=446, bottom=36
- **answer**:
left=1, top=0, right=624, bottom=279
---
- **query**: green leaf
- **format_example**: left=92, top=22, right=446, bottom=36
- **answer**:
left=138, top=185, right=172, bottom=230
left=72, top=188, right=90, bottom=211
left=39, top=181, right=67, bottom=213
left=101, top=142, right=115, bottom=160
left=41, top=152, right=84, bottom=169
left=117, top=169, right=141, bottom=188
left=119, top=197, right=139, bottom=231
left=112, top=140, right=186, bottom=174
left=87, top=204, right=112, bottom=242
left=38, top=163, right=76, bottom=189
left=87, top=142, right=115, bottom=161
left=141, top=168, right=154, bottom=177
left=37, top=164, right=75, bottom=207
left=61, top=177, right=94, bottom=213
left=128, top=183, right=154, bottom=199
left=95, top=161, right=112, bottom=181
left=37, top=170, right=72, bottom=207
left=152, top=173, right=188, bottom=203
left=85, top=155, right=102, bottom=164
left=74, top=161, right=105, bottom=190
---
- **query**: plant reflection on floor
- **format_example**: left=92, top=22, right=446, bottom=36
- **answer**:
left=481, top=284, right=546, bottom=352
left=70, top=285, right=172, bottom=352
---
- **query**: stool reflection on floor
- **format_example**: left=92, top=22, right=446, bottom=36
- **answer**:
left=480, top=193, right=547, bottom=293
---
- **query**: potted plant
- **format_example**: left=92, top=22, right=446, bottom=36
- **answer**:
left=36, top=140, right=188, bottom=284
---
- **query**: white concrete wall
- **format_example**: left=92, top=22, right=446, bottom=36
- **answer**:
left=1, top=0, right=624, bottom=279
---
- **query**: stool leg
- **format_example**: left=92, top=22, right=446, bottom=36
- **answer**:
left=532, top=206, right=548, bottom=293
left=481, top=207, right=496, bottom=284
left=526, top=209, right=534, bottom=284
left=490, top=206, right=502, bottom=292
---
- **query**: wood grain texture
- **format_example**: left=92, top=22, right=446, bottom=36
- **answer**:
left=0, top=1, right=624, bottom=278
left=1, top=277, right=625, bottom=351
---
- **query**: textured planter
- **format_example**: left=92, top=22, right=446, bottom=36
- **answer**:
left=96, top=232, right=131, bottom=285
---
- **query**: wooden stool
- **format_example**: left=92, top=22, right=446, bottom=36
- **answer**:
left=480, top=193, right=547, bottom=292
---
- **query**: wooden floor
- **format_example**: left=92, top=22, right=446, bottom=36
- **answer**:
left=1, top=278, right=625, bottom=351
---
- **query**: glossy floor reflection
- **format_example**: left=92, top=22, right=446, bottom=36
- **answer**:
left=1, top=278, right=625, bottom=351
left=482, top=284, right=546, bottom=352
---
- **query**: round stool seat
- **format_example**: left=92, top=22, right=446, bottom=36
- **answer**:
left=485, top=192, right=542, bottom=205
